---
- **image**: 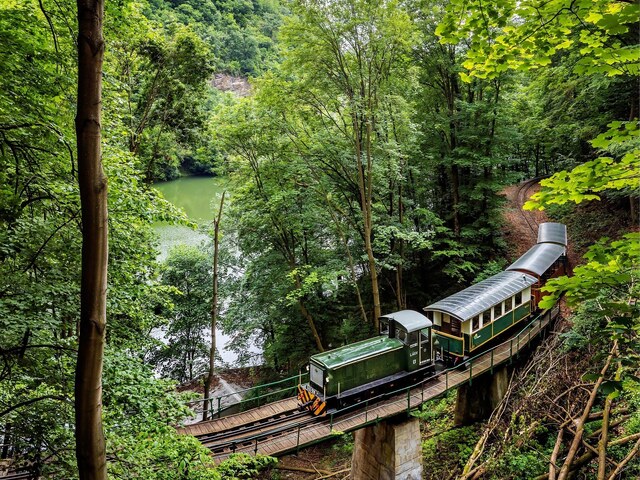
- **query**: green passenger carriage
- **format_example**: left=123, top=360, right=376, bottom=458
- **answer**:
left=424, top=271, right=537, bottom=363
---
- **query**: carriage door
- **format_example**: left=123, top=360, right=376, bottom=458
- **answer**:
left=419, top=328, right=431, bottom=365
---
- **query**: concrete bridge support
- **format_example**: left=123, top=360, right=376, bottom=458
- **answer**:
left=454, top=364, right=510, bottom=426
left=350, top=416, right=422, bottom=480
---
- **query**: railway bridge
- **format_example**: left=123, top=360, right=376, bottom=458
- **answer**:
left=180, top=306, right=560, bottom=477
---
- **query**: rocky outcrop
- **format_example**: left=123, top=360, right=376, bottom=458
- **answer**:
left=211, top=73, right=251, bottom=96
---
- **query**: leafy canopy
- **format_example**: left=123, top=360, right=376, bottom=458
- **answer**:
left=436, top=0, right=640, bottom=81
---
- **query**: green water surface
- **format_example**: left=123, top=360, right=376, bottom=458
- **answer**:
left=155, top=175, right=228, bottom=221
left=153, top=176, right=229, bottom=260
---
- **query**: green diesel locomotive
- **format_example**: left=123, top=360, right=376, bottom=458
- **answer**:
left=297, top=310, right=433, bottom=415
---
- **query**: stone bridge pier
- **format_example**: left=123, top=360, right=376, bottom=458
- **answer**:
left=350, top=416, right=422, bottom=480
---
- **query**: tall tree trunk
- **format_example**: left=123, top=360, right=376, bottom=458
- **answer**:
left=74, top=1, right=107, bottom=479
left=203, top=192, right=225, bottom=421
left=354, top=111, right=381, bottom=331
left=325, top=200, right=369, bottom=325
left=292, top=271, right=324, bottom=352
left=450, top=163, right=460, bottom=237
left=395, top=184, right=405, bottom=310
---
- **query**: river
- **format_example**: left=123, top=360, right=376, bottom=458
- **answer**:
left=154, top=176, right=228, bottom=261
left=153, top=176, right=261, bottom=366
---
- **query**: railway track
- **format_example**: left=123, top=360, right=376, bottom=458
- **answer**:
left=196, top=407, right=310, bottom=445
left=515, top=177, right=542, bottom=236
left=204, top=411, right=319, bottom=456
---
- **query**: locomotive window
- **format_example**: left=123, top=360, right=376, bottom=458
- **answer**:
left=515, top=291, right=522, bottom=306
left=420, top=328, right=430, bottom=341
left=397, top=328, right=408, bottom=344
left=471, top=316, right=478, bottom=331
left=380, top=318, right=389, bottom=335
left=408, top=332, right=418, bottom=345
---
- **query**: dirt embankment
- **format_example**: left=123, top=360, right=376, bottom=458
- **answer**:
left=501, top=180, right=581, bottom=270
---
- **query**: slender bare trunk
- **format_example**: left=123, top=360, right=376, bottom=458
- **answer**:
left=549, top=428, right=564, bottom=480
left=292, top=271, right=324, bottom=352
left=203, top=193, right=225, bottom=421
left=450, top=163, right=460, bottom=237
left=395, top=185, right=405, bottom=309
left=75, top=1, right=107, bottom=479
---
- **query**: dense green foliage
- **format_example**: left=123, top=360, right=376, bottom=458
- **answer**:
left=0, top=0, right=637, bottom=477
left=215, top=0, right=638, bottom=377
left=0, top=0, right=222, bottom=477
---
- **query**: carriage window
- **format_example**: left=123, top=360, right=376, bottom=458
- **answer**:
left=380, top=318, right=389, bottom=335
left=472, top=315, right=480, bottom=331
left=494, top=302, right=503, bottom=318
left=506, top=297, right=513, bottom=312
left=397, top=328, right=408, bottom=344
left=515, top=291, right=522, bottom=306
left=425, top=311, right=433, bottom=321
left=483, top=310, right=491, bottom=323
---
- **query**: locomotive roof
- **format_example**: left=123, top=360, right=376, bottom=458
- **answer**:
left=424, top=271, right=537, bottom=322
left=537, top=222, right=568, bottom=247
left=310, top=336, right=403, bottom=370
left=506, top=243, right=566, bottom=277
left=380, top=309, right=432, bottom=333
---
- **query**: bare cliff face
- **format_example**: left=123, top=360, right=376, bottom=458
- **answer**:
left=211, top=73, right=251, bottom=96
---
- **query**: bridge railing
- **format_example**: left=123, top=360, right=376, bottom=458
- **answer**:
left=209, top=306, right=560, bottom=457
left=188, top=372, right=309, bottom=420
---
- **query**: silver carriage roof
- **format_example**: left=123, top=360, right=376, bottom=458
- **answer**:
left=537, top=222, right=567, bottom=247
left=379, top=310, right=432, bottom=333
left=506, top=243, right=566, bottom=277
left=423, top=271, right=537, bottom=322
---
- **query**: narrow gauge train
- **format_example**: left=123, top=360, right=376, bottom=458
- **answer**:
left=297, top=223, right=568, bottom=415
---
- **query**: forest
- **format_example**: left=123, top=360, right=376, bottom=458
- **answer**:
left=0, top=0, right=638, bottom=479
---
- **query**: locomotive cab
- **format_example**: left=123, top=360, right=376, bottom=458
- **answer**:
left=380, top=310, right=434, bottom=372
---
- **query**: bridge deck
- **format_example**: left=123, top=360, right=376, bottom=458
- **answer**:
left=179, top=397, right=299, bottom=437
left=182, top=308, right=557, bottom=461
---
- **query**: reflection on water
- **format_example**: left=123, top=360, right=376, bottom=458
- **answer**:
left=152, top=176, right=261, bottom=366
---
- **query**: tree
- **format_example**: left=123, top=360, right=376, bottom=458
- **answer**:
left=412, top=0, right=515, bottom=281
left=281, top=0, right=416, bottom=330
left=154, top=246, right=212, bottom=383
left=74, top=0, right=108, bottom=478
left=436, top=0, right=639, bottom=81
left=203, top=192, right=225, bottom=421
